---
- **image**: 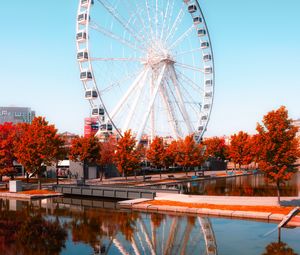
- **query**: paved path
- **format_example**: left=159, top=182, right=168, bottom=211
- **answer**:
left=86, top=170, right=233, bottom=186
left=155, top=193, right=300, bottom=206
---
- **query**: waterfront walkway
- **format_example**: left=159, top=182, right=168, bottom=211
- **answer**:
left=155, top=193, right=300, bottom=206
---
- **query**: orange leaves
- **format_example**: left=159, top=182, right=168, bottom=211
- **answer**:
left=99, top=136, right=116, bottom=165
left=228, top=131, right=253, bottom=168
left=113, top=130, right=140, bottom=176
left=176, top=135, right=203, bottom=169
left=146, top=136, right=165, bottom=169
left=256, top=106, right=300, bottom=184
left=203, top=136, right=228, bottom=160
left=13, top=117, right=65, bottom=175
left=0, top=122, right=17, bottom=176
left=69, top=135, right=101, bottom=164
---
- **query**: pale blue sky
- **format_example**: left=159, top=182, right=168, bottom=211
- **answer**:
left=0, top=0, right=299, bottom=137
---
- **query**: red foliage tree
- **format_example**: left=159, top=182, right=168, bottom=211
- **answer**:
left=256, top=106, right=300, bottom=203
left=147, top=137, right=165, bottom=178
left=0, top=123, right=17, bottom=180
left=228, top=131, right=253, bottom=169
left=176, top=135, right=203, bottom=175
left=14, top=117, right=65, bottom=179
left=164, top=140, right=179, bottom=169
left=113, top=130, right=140, bottom=179
left=203, top=136, right=228, bottom=160
left=69, top=135, right=101, bottom=180
left=98, top=136, right=116, bottom=181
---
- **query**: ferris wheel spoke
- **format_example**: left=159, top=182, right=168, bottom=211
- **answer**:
left=160, top=0, right=170, bottom=40
left=155, top=0, right=159, bottom=38
left=122, top=69, right=149, bottom=133
left=123, top=1, right=149, bottom=46
left=170, top=25, right=196, bottom=50
left=175, top=62, right=204, bottom=73
left=91, top=57, right=144, bottom=62
left=99, top=70, right=140, bottom=94
left=145, top=0, right=155, bottom=40
left=164, top=2, right=186, bottom=43
left=176, top=69, right=204, bottom=94
left=126, top=0, right=150, bottom=46
left=174, top=48, right=202, bottom=57
left=168, top=66, right=193, bottom=133
left=110, top=68, right=149, bottom=119
left=177, top=78, right=202, bottom=117
left=136, top=64, right=167, bottom=144
left=96, top=0, right=145, bottom=46
left=90, top=22, right=144, bottom=53
left=165, top=0, right=175, bottom=41
left=159, top=82, right=181, bottom=139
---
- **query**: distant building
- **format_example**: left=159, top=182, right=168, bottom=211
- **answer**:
left=84, top=117, right=99, bottom=137
left=60, top=131, right=77, bottom=147
left=0, top=106, right=35, bottom=124
left=293, top=119, right=300, bottom=137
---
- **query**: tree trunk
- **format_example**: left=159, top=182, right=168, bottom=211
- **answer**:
left=160, top=168, right=162, bottom=179
left=0, top=175, right=2, bottom=182
left=56, top=168, right=59, bottom=185
left=100, top=165, right=104, bottom=182
left=276, top=180, right=281, bottom=205
left=26, top=172, right=29, bottom=183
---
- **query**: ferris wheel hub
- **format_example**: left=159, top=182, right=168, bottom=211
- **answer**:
left=145, top=43, right=174, bottom=67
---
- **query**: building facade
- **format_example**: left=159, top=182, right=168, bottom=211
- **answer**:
left=0, top=106, right=35, bottom=124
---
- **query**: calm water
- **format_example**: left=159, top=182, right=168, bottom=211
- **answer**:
left=0, top=197, right=299, bottom=255
left=154, top=172, right=300, bottom=197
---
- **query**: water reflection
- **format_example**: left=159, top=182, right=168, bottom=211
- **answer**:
left=0, top=197, right=299, bottom=255
left=0, top=200, right=67, bottom=255
left=159, top=173, right=300, bottom=196
left=0, top=198, right=216, bottom=255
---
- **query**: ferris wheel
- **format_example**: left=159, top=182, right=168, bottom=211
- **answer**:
left=76, top=0, right=215, bottom=143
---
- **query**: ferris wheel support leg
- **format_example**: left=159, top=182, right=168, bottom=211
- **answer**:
left=169, top=65, right=193, bottom=134
left=110, top=69, right=147, bottom=120
left=159, top=84, right=181, bottom=139
left=150, top=72, right=155, bottom=142
left=122, top=69, right=150, bottom=133
left=135, top=64, right=166, bottom=145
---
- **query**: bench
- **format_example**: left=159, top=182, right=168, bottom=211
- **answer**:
left=197, top=171, right=205, bottom=177
left=76, top=179, right=85, bottom=186
left=144, top=176, right=152, bottom=181
left=168, top=175, right=175, bottom=179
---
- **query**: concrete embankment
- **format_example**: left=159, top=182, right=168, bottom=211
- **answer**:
left=0, top=191, right=63, bottom=200
left=119, top=195, right=300, bottom=227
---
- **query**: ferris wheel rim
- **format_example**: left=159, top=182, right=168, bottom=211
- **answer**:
left=76, top=0, right=215, bottom=143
